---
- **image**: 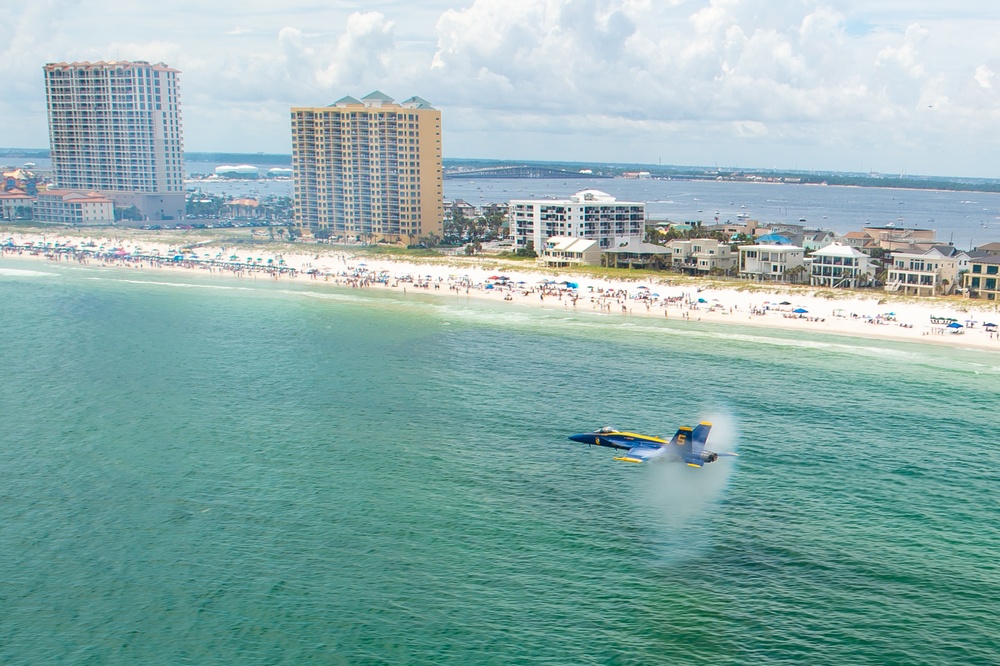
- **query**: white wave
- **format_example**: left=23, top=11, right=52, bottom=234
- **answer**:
left=113, top=278, right=249, bottom=292
left=0, top=267, right=57, bottom=278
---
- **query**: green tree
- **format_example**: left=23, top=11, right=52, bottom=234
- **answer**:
left=783, top=265, right=808, bottom=283
left=513, top=241, right=537, bottom=258
left=444, top=209, right=467, bottom=244
left=417, top=232, right=441, bottom=248
left=482, top=210, right=507, bottom=239
left=114, top=205, right=143, bottom=222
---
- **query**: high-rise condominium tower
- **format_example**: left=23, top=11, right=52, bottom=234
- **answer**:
left=43, top=60, right=185, bottom=222
left=291, top=91, right=443, bottom=243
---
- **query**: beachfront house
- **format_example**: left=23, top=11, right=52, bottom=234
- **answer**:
left=885, top=246, right=968, bottom=296
left=963, top=254, right=1000, bottom=300
left=539, top=236, right=602, bottom=267
left=509, top=190, right=644, bottom=253
left=665, top=238, right=736, bottom=275
left=808, top=242, right=874, bottom=288
left=739, top=244, right=806, bottom=282
left=602, top=238, right=673, bottom=269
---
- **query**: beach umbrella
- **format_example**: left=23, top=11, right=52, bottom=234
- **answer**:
left=793, top=307, right=808, bottom=314
left=697, top=297, right=707, bottom=303
left=947, top=322, right=963, bottom=328
left=779, top=301, right=792, bottom=305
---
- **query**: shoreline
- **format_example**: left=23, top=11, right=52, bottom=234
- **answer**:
left=3, top=231, right=1000, bottom=353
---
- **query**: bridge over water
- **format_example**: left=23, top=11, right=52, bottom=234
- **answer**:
left=444, top=165, right=608, bottom=179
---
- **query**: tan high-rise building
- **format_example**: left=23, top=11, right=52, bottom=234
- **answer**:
left=291, top=91, right=443, bottom=243
left=43, top=60, right=185, bottom=222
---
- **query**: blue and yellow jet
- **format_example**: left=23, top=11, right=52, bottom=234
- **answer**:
left=568, top=422, right=737, bottom=467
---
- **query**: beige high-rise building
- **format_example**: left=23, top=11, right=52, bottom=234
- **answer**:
left=43, top=60, right=185, bottom=222
left=291, top=92, right=443, bottom=243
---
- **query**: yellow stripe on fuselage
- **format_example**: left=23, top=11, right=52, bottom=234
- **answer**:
left=613, top=456, right=644, bottom=463
left=614, top=432, right=668, bottom=444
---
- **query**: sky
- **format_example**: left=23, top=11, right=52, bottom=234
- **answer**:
left=4, top=0, right=1000, bottom=178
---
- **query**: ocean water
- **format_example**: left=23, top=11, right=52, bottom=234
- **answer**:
left=1, top=259, right=999, bottom=665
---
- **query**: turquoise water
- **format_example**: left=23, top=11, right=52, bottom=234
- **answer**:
left=2, top=259, right=999, bottom=665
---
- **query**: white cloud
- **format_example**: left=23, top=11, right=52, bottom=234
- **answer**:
left=3, top=1, right=1000, bottom=176
left=975, top=64, right=994, bottom=89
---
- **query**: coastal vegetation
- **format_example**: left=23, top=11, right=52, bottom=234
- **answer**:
left=2, top=223, right=987, bottom=312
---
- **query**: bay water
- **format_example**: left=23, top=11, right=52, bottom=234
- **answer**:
left=1, top=259, right=999, bottom=664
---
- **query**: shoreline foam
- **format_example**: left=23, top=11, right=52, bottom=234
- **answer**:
left=4, top=231, right=1000, bottom=353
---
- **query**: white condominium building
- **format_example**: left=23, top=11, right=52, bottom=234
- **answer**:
left=509, top=190, right=645, bottom=252
left=291, top=92, right=444, bottom=243
left=43, top=60, right=185, bottom=222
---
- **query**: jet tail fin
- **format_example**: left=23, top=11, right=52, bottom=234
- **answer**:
left=669, top=422, right=713, bottom=466
left=668, top=425, right=695, bottom=456
left=691, top=422, right=712, bottom=455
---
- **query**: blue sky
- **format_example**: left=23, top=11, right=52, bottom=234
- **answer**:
left=4, top=0, right=1000, bottom=178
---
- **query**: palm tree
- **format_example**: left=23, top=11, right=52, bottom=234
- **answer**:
left=783, top=265, right=808, bottom=284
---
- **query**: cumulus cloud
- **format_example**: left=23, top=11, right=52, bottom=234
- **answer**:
left=316, top=12, right=396, bottom=88
left=4, top=1, right=1000, bottom=175
left=975, top=64, right=994, bottom=89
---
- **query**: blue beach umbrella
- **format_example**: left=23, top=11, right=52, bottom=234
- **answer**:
left=947, top=322, right=963, bottom=328
left=793, top=307, right=808, bottom=313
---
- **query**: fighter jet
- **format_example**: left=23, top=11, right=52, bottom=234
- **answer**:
left=568, top=422, right=737, bottom=467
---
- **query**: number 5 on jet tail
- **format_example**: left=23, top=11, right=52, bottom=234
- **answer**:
left=568, top=422, right=738, bottom=467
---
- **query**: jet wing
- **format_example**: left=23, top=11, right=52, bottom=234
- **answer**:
left=613, top=445, right=665, bottom=464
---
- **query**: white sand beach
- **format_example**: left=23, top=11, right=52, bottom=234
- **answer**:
left=5, top=230, right=1000, bottom=352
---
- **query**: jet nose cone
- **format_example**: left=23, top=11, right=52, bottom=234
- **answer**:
left=568, top=433, right=593, bottom=444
